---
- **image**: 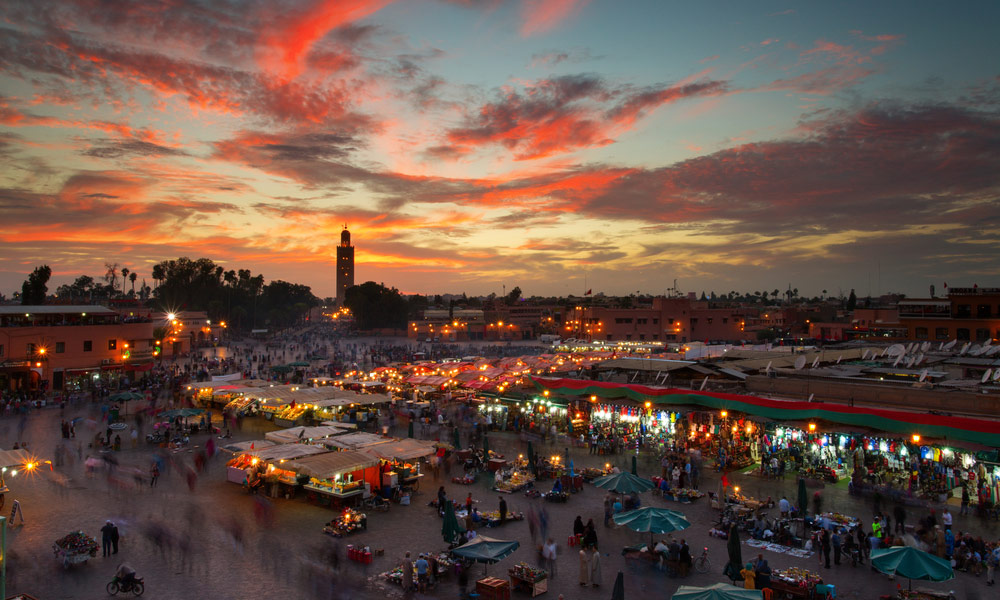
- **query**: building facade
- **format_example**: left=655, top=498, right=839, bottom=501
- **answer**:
left=564, top=297, right=749, bottom=343
left=336, top=226, right=355, bottom=305
left=0, top=305, right=154, bottom=393
left=896, top=288, right=1000, bottom=342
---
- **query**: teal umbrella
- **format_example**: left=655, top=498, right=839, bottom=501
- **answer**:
left=672, top=583, right=763, bottom=600
left=442, top=501, right=462, bottom=544
left=613, top=506, right=691, bottom=548
left=270, top=365, right=292, bottom=373
left=631, top=455, right=638, bottom=475
left=160, top=408, right=206, bottom=419
left=408, top=420, right=414, bottom=438
left=287, top=361, right=310, bottom=367
left=110, top=391, right=143, bottom=403
left=453, top=426, right=461, bottom=449
left=871, top=546, right=954, bottom=590
left=450, top=535, right=519, bottom=575
left=592, top=471, right=655, bottom=495
left=797, top=477, right=807, bottom=517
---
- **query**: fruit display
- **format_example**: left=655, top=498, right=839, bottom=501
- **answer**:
left=509, top=562, right=547, bottom=582
left=494, top=470, right=534, bottom=492
left=482, top=510, right=524, bottom=526
left=224, top=396, right=257, bottom=414
left=53, top=531, right=99, bottom=557
left=275, top=404, right=307, bottom=420
left=819, top=512, right=859, bottom=529
left=669, top=488, right=705, bottom=500
left=773, top=567, right=823, bottom=588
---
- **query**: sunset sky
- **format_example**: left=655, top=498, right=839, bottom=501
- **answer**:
left=1, top=0, right=998, bottom=300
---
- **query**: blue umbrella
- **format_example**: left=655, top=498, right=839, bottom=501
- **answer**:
left=451, top=536, right=520, bottom=575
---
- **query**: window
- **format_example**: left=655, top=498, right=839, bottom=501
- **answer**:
left=914, top=327, right=928, bottom=340
left=26, top=343, right=36, bottom=355
left=977, top=304, right=991, bottom=318
left=722, top=318, right=728, bottom=324
left=935, top=327, right=949, bottom=340
left=626, top=334, right=632, bottom=340
left=652, top=319, right=659, bottom=325
left=83, top=340, right=93, bottom=352
left=956, top=328, right=970, bottom=341
left=652, top=334, right=659, bottom=340
left=975, top=328, right=990, bottom=342
left=108, top=339, right=117, bottom=350
left=639, top=334, right=646, bottom=340
left=55, top=342, right=65, bottom=353
left=667, top=318, right=674, bottom=325
left=0, top=344, right=4, bottom=358
left=707, top=318, right=713, bottom=325
left=691, top=318, right=699, bottom=326
left=637, top=318, right=648, bottom=325
left=955, top=304, right=971, bottom=318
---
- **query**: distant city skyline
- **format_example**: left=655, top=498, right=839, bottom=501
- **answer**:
left=1, top=1, right=998, bottom=299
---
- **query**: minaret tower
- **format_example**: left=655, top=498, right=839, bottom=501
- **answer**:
left=336, top=224, right=355, bottom=305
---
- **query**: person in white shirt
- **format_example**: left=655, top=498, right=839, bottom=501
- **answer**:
left=942, top=509, right=953, bottom=529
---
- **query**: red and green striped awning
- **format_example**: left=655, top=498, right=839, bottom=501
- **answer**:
left=530, top=377, right=1000, bottom=448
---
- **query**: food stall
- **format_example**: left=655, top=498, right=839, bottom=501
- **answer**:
left=816, top=512, right=860, bottom=531
left=264, top=424, right=352, bottom=445
left=225, top=443, right=328, bottom=487
left=359, top=438, right=436, bottom=492
left=319, top=431, right=390, bottom=452
left=323, top=507, right=367, bottom=537
left=769, top=567, right=823, bottom=599
left=220, top=439, right=277, bottom=456
left=284, top=450, right=381, bottom=507
left=381, top=551, right=459, bottom=588
left=508, top=562, right=547, bottom=596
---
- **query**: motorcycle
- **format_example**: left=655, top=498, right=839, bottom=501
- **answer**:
left=107, top=575, right=144, bottom=596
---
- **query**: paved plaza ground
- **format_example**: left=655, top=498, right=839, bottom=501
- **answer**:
left=4, top=386, right=998, bottom=599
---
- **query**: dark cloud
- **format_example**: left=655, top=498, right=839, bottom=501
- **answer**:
left=82, top=139, right=189, bottom=159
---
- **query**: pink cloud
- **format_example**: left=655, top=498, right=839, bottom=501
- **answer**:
left=520, top=0, right=589, bottom=36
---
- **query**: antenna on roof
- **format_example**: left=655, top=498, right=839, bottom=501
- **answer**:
left=943, top=339, right=957, bottom=351
left=887, top=344, right=905, bottom=358
left=765, top=361, right=773, bottom=374
left=811, top=356, right=820, bottom=369
left=836, top=355, right=842, bottom=364
left=919, top=369, right=928, bottom=383
left=915, top=353, right=924, bottom=366
left=794, top=356, right=806, bottom=370
left=807, top=393, right=814, bottom=402
left=861, top=350, right=869, bottom=360
left=959, top=342, right=970, bottom=356
left=699, top=376, right=708, bottom=391
left=906, top=356, right=915, bottom=368
left=993, top=369, right=1000, bottom=381
left=983, top=369, right=993, bottom=384
left=893, top=354, right=903, bottom=368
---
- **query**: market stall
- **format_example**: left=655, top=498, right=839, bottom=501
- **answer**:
left=380, top=551, right=459, bottom=589
left=225, top=443, right=328, bottom=487
left=52, top=531, right=100, bottom=568
left=359, top=438, right=435, bottom=491
left=323, top=507, right=367, bottom=537
left=265, top=425, right=352, bottom=445
left=221, top=439, right=277, bottom=455
left=285, top=450, right=381, bottom=506
left=508, top=562, right=547, bottom=596
left=768, top=567, right=823, bottom=599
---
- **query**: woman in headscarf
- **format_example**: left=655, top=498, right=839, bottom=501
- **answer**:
left=740, top=562, right=756, bottom=589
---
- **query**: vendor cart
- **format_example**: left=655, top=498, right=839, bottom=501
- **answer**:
left=52, top=531, right=100, bottom=568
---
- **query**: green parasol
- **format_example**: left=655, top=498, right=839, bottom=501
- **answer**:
left=871, top=546, right=954, bottom=590
left=631, top=455, right=638, bottom=475
left=453, top=426, right=461, bottom=450
left=613, top=506, right=690, bottom=548
left=483, top=434, right=489, bottom=457
left=408, top=420, right=414, bottom=438
left=160, top=408, right=206, bottom=419
left=450, top=535, right=519, bottom=575
left=286, top=361, right=310, bottom=367
left=592, top=471, right=655, bottom=495
left=442, top=501, right=462, bottom=544
left=110, top=391, right=143, bottom=403
left=672, top=583, right=763, bottom=600
left=269, top=365, right=292, bottom=373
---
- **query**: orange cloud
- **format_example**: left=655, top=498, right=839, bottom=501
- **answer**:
left=260, top=0, right=393, bottom=80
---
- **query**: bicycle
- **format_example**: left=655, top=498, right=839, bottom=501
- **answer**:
left=693, top=547, right=711, bottom=573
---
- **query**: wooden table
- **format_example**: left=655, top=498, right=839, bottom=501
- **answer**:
left=476, top=576, right=511, bottom=600
left=769, top=579, right=815, bottom=599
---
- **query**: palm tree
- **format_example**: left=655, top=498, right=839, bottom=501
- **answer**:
left=120, top=268, right=129, bottom=297
left=129, top=272, right=138, bottom=296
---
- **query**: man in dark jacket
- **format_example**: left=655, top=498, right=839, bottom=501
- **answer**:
left=101, top=520, right=115, bottom=557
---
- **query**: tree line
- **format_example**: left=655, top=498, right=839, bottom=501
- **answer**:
left=16, top=258, right=319, bottom=331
